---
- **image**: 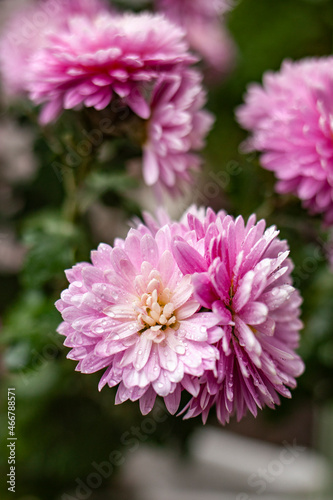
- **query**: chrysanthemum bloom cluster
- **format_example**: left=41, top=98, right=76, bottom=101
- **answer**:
left=27, top=11, right=196, bottom=124
left=0, top=1, right=213, bottom=194
left=56, top=220, right=220, bottom=415
left=56, top=206, right=304, bottom=422
left=156, top=0, right=236, bottom=76
left=237, top=57, right=333, bottom=225
left=172, top=208, right=304, bottom=423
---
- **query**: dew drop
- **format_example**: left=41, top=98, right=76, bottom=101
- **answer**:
left=200, top=326, right=207, bottom=334
left=114, top=334, right=119, bottom=340
left=157, top=383, right=164, bottom=389
left=95, top=327, right=104, bottom=334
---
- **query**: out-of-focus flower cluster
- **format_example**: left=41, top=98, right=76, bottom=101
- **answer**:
left=56, top=206, right=304, bottom=424
left=0, top=0, right=216, bottom=195
left=237, top=57, right=333, bottom=226
left=156, top=0, right=236, bottom=78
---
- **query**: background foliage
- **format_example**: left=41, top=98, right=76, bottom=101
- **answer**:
left=1, top=0, right=333, bottom=498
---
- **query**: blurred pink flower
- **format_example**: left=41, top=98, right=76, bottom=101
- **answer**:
left=0, top=0, right=108, bottom=96
left=237, top=58, right=333, bottom=225
left=172, top=208, right=304, bottom=424
left=27, top=11, right=196, bottom=124
left=56, top=221, right=220, bottom=415
left=143, top=69, right=214, bottom=194
left=156, top=0, right=236, bottom=77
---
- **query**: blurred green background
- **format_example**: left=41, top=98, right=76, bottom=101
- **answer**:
left=1, top=0, right=333, bottom=498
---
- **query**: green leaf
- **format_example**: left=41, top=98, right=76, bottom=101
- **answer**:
left=1, top=290, right=63, bottom=372
left=21, top=211, right=84, bottom=289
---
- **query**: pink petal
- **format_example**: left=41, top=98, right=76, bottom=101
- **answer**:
left=172, top=238, right=208, bottom=275
left=192, top=272, right=218, bottom=308
left=139, top=386, right=157, bottom=415
left=164, top=386, right=182, bottom=414
left=240, top=301, right=269, bottom=325
left=143, top=147, right=160, bottom=186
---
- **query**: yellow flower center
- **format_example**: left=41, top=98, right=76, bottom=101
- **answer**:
left=134, top=271, right=179, bottom=340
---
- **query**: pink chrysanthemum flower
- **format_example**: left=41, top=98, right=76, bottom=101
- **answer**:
left=56, top=222, right=220, bottom=415
left=142, top=69, right=214, bottom=193
left=236, top=57, right=333, bottom=225
left=27, top=11, right=196, bottom=124
left=172, top=208, right=304, bottom=424
left=156, top=0, right=235, bottom=76
left=0, top=0, right=108, bottom=97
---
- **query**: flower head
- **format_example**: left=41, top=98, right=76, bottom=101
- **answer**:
left=173, top=208, right=304, bottom=423
left=27, top=11, right=196, bottom=124
left=156, top=0, right=235, bottom=76
left=142, top=69, right=214, bottom=193
left=56, top=222, right=219, bottom=415
left=237, top=57, right=333, bottom=225
left=0, top=0, right=108, bottom=97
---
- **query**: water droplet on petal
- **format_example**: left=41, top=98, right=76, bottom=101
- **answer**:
left=175, top=345, right=186, bottom=355
left=95, top=327, right=104, bottom=334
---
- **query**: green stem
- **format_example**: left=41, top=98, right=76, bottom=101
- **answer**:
left=62, top=166, right=78, bottom=223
